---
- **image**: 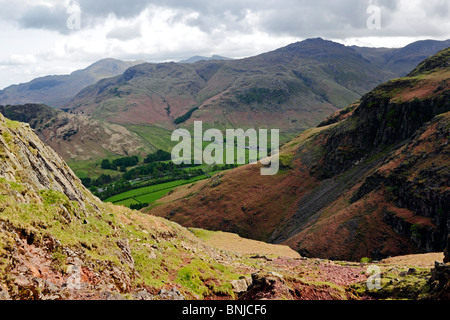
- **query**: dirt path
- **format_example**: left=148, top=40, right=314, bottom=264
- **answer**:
left=193, top=228, right=301, bottom=259
left=380, top=252, right=444, bottom=267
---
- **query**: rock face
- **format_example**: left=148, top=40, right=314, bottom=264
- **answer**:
left=0, top=113, right=98, bottom=209
left=430, top=260, right=450, bottom=299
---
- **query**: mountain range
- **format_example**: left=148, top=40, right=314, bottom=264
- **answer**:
left=0, top=58, right=144, bottom=108
left=63, top=38, right=450, bottom=143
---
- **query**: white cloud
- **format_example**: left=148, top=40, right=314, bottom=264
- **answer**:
left=2, top=54, right=36, bottom=65
left=0, top=0, right=449, bottom=89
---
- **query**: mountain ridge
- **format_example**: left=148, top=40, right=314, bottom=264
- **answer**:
left=178, top=55, right=232, bottom=63
left=64, top=38, right=450, bottom=137
left=0, top=58, right=145, bottom=107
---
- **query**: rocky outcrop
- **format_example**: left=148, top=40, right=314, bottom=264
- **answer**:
left=0, top=104, right=152, bottom=162
left=350, top=111, right=450, bottom=253
left=317, top=91, right=449, bottom=178
left=429, top=261, right=450, bottom=299
left=0, top=113, right=98, bottom=209
left=238, top=272, right=291, bottom=300
left=316, top=48, right=450, bottom=178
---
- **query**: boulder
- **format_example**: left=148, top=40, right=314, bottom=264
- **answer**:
left=238, top=272, right=291, bottom=300
left=231, top=279, right=248, bottom=293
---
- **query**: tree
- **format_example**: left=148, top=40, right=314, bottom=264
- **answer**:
left=101, top=159, right=112, bottom=170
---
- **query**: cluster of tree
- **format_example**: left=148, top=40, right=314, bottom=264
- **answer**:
left=122, top=161, right=202, bottom=180
left=101, top=156, right=139, bottom=172
left=81, top=174, right=117, bottom=188
left=144, top=149, right=171, bottom=163
left=174, top=106, right=198, bottom=124
left=79, top=148, right=239, bottom=201
left=129, top=202, right=149, bottom=210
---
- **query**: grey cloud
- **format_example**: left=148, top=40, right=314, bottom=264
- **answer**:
left=2, top=0, right=449, bottom=39
left=423, top=0, right=450, bottom=18
left=252, top=0, right=400, bottom=38
left=17, top=5, right=69, bottom=32
left=106, top=24, right=142, bottom=41
left=77, top=0, right=152, bottom=19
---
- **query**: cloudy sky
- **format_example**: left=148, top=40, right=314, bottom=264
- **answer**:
left=0, top=0, right=449, bottom=89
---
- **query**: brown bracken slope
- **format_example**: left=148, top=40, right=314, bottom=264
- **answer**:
left=147, top=47, right=450, bottom=262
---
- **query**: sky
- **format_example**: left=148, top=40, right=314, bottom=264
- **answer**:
left=0, top=0, right=449, bottom=89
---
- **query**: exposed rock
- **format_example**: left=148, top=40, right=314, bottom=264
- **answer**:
left=116, top=239, right=135, bottom=268
left=158, top=287, right=185, bottom=300
left=250, top=254, right=273, bottom=261
left=133, top=289, right=154, bottom=300
left=99, top=291, right=125, bottom=300
left=0, top=112, right=100, bottom=211
left=231, top=279, right=249, bottom=293
left=429, top=261, right=450, bottom=299
left=0, top=285, right=10, bottom=300
left=239, top=271, right=291, bottom=300
left=407, top=268, right=417, bottom=275
left=110, top=266, right=131, bottom=293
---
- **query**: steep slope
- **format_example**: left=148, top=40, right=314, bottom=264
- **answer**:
left=0, top=104, right=153, bottom=161
left=65, top=38, right=398, bottom=137
left=148, top=47, right=450, bottom=261
left=0, top=59, right=144, bottom=107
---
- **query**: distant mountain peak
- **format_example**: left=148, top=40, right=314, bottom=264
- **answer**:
left=0, top=58, right=144, bottom=107
left=178, top=55, right=232, bottom=63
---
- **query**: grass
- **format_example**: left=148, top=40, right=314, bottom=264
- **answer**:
left=114, top=198, right=141, bottom=207
left=175, top=258, right=238, bottom=298
left=105, top=175, right=209, bottom=204
left=189, top=228, right=215, bottom=241
left=67, top=158, right=122, bottom=179
left=126, top=125, right=176, bottom=152
left=0, top=175, right=247, bottom=298
left=351, top=267, right=433, bottom=300
left=134, top=189, right=173, bottom=204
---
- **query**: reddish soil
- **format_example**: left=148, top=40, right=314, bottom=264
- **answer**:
left=150, top=160, right=317, bottom=242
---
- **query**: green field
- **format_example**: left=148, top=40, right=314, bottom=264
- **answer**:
left=105, top=175, right=209, bottom=205
left=126, top=124, right=176, bottom=152
left=67, top=158, right=122, bottom=179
